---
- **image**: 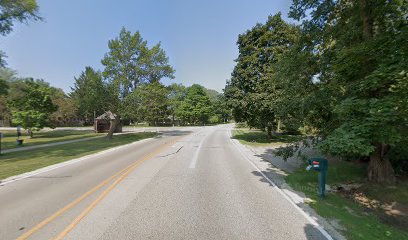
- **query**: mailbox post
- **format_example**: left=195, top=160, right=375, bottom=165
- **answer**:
left=306, top=157, right=328, bottom=198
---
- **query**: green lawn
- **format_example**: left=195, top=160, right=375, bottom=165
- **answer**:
left=0, top=132, right=157, bottom=180
left=286, top=161, right=408, bottom=240
left=0, top=130, right=101, bottom=150
left=232, top=128, right=303, bottom=147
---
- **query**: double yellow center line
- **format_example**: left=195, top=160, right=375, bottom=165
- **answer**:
left=17, top=137, right=181, bottom=240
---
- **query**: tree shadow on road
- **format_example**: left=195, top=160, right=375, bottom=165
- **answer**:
left=304, top=224, right=329, bottom=240
left=160, top=130, right=193, bottom=137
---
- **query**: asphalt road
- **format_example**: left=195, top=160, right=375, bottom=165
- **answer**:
left=0, top=125, right=328, bottom=240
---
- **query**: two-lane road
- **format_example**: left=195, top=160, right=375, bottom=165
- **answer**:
left=0, top=125, right=329, bottom=240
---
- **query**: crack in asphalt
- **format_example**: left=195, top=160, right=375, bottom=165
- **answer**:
left=157, top=146, right=183, bottom=157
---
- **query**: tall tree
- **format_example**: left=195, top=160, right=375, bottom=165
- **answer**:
left=0, top=68, right=17, bottom=95
left=167, top=83, right=186, bottom=125
left=101, top=27, right=174, bottom=137
left=0, top=77, right=9, bottom=96
left=139, top=42, right=175, bottom=83
left=101, top=27, right=147, bottom=99
left=178, top=84, right=212, bottom=125
left=225, top=13, right=299, bottom=138
left=0, top=68, right=15, bottom=125
left=50, top=88, right=78, bottom=127
left=289, top=0, right=408, bottom=183
left=70, top=66, right=108, bottom=122
left=211, top=93, right=231, bottom=124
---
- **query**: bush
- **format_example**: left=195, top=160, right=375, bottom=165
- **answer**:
left=209, top=115, right=221, bottom=124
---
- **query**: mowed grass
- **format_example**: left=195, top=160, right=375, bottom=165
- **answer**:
left=232, top=128, right=303, bottom=147
left=286, top=161, right=408, bottom=240
left=0, top=132, right=157, bottom=180
left=0, top=130, right=101, bottom=150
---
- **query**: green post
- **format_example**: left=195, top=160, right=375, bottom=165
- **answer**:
left=318, top=170, right=326, bottom=198
left=307, top=158, right=328, bottom=198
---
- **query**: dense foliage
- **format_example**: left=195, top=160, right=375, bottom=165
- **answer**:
left=9, top=79, right=57, bottom=137
left=225, top=1, right=408, bottom=183
left=225, top=13, right=299, bottom=137
left=178, top=84, right=212, bottom=125
left=100, top=27, right=176, bottom=137
left=70, top=66, right=109, bottom=122
left=0, top=68, right=230, bottom=131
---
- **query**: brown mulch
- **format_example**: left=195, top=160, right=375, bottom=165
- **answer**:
left=333, top=183, right=408, bottom=232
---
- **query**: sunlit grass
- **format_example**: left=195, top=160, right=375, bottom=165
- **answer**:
left=232, top=128, right=302, bottom=147
left=0, top=130, right=101, bottom=150
left=0, top=132, right=157, bottom=180
left=286, top=161, right=408, bottom=240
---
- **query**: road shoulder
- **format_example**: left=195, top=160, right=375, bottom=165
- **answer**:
left=228, top=129, right=346, bottom=240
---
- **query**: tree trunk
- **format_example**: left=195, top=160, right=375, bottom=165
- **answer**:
left=266, top=125, right=273, bottom=140
left=106, top=118, right=119, bottom=139
left=28, top=129, right=33, bottom=138
left=266, top=120, right=277, bottom=139
left=367, top=143, right=396, bottom=184
left=359, top=0, right=373, bottom=40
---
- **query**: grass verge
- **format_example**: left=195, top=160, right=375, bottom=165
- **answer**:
left=0, top=130, right=101, bottom=150
left=0, top=132, right=157, bottom=180
left=286, top=161, right=408, bottom=240
left=233, top=128, right=408, bottom=239
left=232, top=128, right=303, bottom=147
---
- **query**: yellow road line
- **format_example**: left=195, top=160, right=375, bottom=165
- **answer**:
left=16, top=168, right=127, bottom=240
left=16, top=137, right=180, bottom=240
left=52, top=139, right=177, bottom=240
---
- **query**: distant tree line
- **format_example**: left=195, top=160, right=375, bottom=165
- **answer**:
left=69, top=63, right=230, bottom=128
left=0, top=1, right=231, bottom=139
left=0, top=27, right=231, bottom=138
left=68, top=27, right=231, bottom=138
left=0, top=68, right=230, bottom=128
left=225, top=1, right=408, bottom=183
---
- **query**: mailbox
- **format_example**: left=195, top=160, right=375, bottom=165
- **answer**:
left=306, top=157, right=328, bottom=198
left=308, top=158, right=328, bottom=172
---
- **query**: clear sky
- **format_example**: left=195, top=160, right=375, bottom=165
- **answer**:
left=0, top=0, right=292, bottom=93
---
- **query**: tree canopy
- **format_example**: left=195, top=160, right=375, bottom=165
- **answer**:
left=124, top=82, right=169, bottom=125
left=178, top=84, right=213, bottom=125
left=70, top=66, right=109, bottom=121
left=10, top=79, right=57, bottom=136
left=225, top=2, right=408, bottom=183
left=101, top=27, right=175, bottom=137
left=225, top=13, right=299, bottom=137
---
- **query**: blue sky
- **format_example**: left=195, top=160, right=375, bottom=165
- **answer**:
left=0, top=0, right=292, bottom=93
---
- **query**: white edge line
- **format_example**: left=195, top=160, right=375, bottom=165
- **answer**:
left=187, top=127, right=209, bottom=169
left=0, top=138, right=155, bottom=186
left=228, top=128, right=334, bottom=240
left=189, top=136, right=205, bottom=169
